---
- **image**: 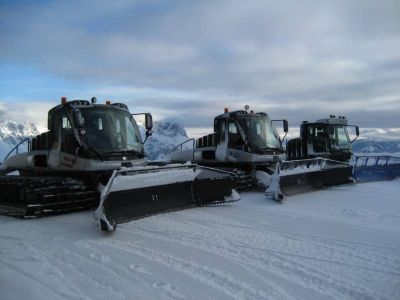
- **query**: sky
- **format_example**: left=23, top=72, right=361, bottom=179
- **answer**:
left=0, top=0, right=399, bottom=137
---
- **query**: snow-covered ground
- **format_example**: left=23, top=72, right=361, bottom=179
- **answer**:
left=1, top=180, right=400, bottom=300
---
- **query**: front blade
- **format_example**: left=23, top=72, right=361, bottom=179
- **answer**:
left=266, top=158, right=353, bottom=201
left=96, top=164, right=239, bottom=231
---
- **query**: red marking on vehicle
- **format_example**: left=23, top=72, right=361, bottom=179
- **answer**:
left=61, top=156, right=76, bottom=168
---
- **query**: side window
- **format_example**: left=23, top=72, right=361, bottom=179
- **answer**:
left=115, top=118, right=122, bottom=145
left=62, top=116, right=71, bottom=129
left=228, top=120, right=243, bottom=148
left=315, top=126, right=326, bottom=138
left=228, top=121, right=238, bottom=134
left=313, top=126, right=327, bottom=153
left=125, top=116, right=138, bottom=147
left=256, top=123, right=261, bottom=135
left=116, top=119, right=121, bottom=133
left=307, top=126, right=313, bottom=139
left=60, top=114, right=77, bottom=154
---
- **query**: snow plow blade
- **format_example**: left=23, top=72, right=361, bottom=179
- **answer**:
left=353, top=156, right=400, bottom=182
left=95, top=164, right=239, bottom=231
left=266, top=158, right=353, bottom=201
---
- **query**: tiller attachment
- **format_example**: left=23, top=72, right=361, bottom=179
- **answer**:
left=95, top=164, right=239, bottom=231
left=266, top=158, right=354, bottom=201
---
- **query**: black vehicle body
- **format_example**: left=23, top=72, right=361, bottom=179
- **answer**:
left=170, top=108, right=288, bottom=189
left=286, top=115, right=359, bottom=162
left=0, top=98, right=238, bottom=231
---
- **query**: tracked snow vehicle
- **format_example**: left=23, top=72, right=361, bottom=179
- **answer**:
left=169, top=107, right=288, bottom=190
left=271, top=115, right=360, bottom=197
left=170, top=108, right=360, bottom=201
left=0, top=97, right=239, bottom=231
left=284, top=116, right=400, bottom=186
left=286, top=115, right=359, bottom=162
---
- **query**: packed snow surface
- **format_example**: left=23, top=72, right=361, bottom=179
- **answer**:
left=1, top=180, right=400, bottom=299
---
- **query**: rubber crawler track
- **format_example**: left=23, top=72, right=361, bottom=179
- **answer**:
left=217, top=168, right=253, bottom=191
left=0, top=175, right=99, bottom=218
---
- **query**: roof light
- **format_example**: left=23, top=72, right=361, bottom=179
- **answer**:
left=224, top=107, right=229, bottom=113
left=91, top=97, right=97, bottom=104
left=112, top=103, right=129, bottom=110
left=61, top=96, right=67, bottom=104
left=106, top=100, right=111, bottom=105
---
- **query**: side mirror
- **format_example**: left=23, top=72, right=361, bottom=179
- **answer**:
left=349, top=125, right=359, bottom=143
left=145, top=113, right=153, bottom=131
left=283, top=119, right=289, bottom=133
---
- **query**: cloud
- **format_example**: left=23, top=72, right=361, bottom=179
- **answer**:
left=0, top=101, right=53, bottom=130
left=0, top=0, right=400, bottom=130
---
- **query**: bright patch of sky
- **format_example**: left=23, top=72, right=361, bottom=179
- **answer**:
left=0, top=64, right=79, bottom=100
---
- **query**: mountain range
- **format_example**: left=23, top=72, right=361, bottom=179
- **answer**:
left=0, top=121, right=41, bottom=160
left=352, top=139, right=400, bottom=155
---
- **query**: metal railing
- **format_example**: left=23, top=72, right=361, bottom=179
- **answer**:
left=167, top=138, right=196, bottom=155
left=354, top=155, right=400, bottom=167
left=3, top=138, right=30, bottom=161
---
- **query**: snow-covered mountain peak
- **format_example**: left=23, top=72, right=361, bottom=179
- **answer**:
left=140, top=119, right=190, bottom=160
left=0, top=120, right=41, bottom=145
left=153, top=119, right=188, bottom=138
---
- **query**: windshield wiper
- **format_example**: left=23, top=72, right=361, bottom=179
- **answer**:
left=103, top=149, right=145, bottom=158
left=263, top=147, right=282, bottom=151
left=86, top=146, right=104, bottom=161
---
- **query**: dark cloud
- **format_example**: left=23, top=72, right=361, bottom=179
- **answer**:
left=0, top=0, right=399, bottom=129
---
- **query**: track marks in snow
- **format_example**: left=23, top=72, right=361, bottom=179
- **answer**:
left=117, top=208, right=400, bottom=299
left=96, top=238, right=274, bottom=300
left=0, top=236, right=89, bottom=299
left=1, top=181, right=400, bottom=300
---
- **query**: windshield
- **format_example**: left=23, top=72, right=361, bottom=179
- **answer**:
left=80, top=107, right=142, bottom=153
left=329, top=125, right=351, bottom=150
left=238, top=115, right=281, bottom=150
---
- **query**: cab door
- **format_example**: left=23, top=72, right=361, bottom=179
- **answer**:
left=305, top=124, right=328, bottom=155
left=215, top=119, right=228, bottom=161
